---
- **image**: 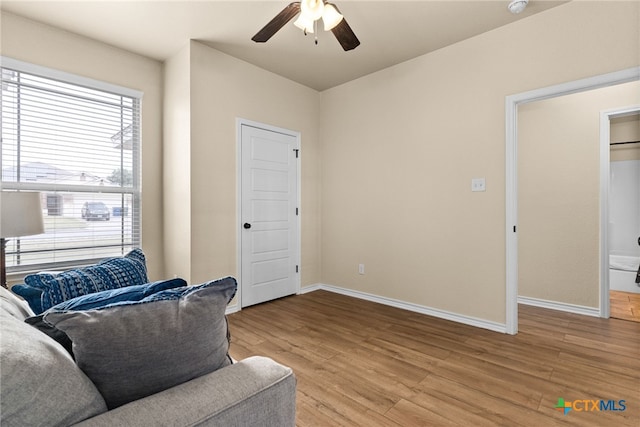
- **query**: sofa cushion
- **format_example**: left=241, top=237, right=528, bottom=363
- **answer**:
left=1, top=286, right=35, bottom=321
left=23, top=248, right=149, bottom=313
left=43, top=276, right=238, bottom=409
left=0, top=308, right=107, bottom=427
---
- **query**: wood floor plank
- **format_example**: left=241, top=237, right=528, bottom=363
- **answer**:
left=463, top=337, right=556, bottom=380
left=365, top=328, right=453, bottom=361
left=358, top=336, right=447, bottom=369
left=297, top=369, right=400, bottom=417
left=227, top=291, right=639, bottom=426
left=562, top=333, right=638, bottom=357
left=610, top=290, right=640, bottom=323
left=297, top=393, right=346, bottom=427
left=384, top=399, right=461, bottom=427
left=325, top=353, right=424, bottom=408
left=426, top=358, right=544, bottom=410
left=296, top=377, right=401, bottom=426
left=556, top=350, right=640, bottom=379
left=416, top=373, right=574, bottom=427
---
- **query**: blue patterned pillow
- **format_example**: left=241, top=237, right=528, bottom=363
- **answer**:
left=24, top=249, right=148, bottom=313
left=44, top=276, right=237, bottom=409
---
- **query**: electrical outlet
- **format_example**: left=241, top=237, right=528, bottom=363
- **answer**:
left=358, top=264, right=365, bottom=275
left=471, top=178, right=486, bottom=192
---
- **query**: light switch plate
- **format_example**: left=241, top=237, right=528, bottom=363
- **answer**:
left=471, top=178, right=486, bottom=192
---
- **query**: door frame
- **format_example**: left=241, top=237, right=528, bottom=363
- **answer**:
left=600, top=105, right=640, bottom=319
left=505, top=66, right=640, bottom=335
left=236, top=118, right=302, bottom=310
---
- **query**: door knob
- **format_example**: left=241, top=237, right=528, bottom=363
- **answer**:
left=243, top=223, right=251, bottom=229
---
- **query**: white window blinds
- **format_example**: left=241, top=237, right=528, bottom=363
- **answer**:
left=1, top=59, right=142, bottom=272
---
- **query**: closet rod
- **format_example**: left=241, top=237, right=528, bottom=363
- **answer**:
left=610, top=140, right=640, bottom=146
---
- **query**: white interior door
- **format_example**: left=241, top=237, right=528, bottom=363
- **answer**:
left=240, top=123, right=299, bottom=307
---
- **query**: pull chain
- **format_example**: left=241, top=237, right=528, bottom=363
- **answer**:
left=314, top=20, right=318, bottom=45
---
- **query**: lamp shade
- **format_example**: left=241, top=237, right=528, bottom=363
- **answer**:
left=300, top=0, right=324, bottom=21
left=1, top=192, right=45, bottom=238
left=322, top=3, right=343, bottom=31
left=294, top=13, right=315, bottom=33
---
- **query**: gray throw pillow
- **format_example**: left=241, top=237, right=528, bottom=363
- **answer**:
left=0, top=309, right=107, bottom=427
left=25, top=278, right=189, bottom=359
left=43, top=276, right=237, bottom=409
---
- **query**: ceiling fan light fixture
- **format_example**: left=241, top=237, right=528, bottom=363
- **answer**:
left=294, top=14, right=315, bottom=33
left=251, top=1, right=359, bottom=51
left=322, top=3, right=344, bottom=31
left=507, top=0, right=528, bottom=14
left=300, top=0, right=325, bottom=21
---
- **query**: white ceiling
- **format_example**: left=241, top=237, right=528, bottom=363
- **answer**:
left=0, top=1, right=567, bottom=91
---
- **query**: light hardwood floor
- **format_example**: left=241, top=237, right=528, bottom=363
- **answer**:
left=228, top=290, right=640, bottom=426
left=610, top=290, right=640, bottom=323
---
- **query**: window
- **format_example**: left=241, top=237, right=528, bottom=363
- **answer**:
left=1, top=58, right=142, bottom=273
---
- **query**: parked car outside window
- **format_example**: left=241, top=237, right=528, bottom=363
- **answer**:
left=82, top=201, right=110, bottom=221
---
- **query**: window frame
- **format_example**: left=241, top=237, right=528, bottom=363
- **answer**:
left=1, top=56, right=143, bottom=273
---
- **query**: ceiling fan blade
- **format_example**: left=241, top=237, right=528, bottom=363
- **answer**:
left=252, top=2, right=301, bottom=43
left=331, top=16, right=360, bottom=51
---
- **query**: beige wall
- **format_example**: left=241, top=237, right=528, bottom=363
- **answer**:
left=611, top=115, right=640, bottom=161
left=0, top=12, right=165, bottom=280
left=163, top=41, right=322, bottom=286
left=319, top=1, right=639, bottom=323
left=518, top=82, right=640, bottom=308
left=163, top=44, right=192, bottom=281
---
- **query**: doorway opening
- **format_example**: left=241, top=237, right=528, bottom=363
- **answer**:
left=606, top=110, right=640, bottom=322
left=505, top=67, right=640, bottom=334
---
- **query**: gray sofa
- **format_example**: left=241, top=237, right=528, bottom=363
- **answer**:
left=0, top=286, right=296, bottom=427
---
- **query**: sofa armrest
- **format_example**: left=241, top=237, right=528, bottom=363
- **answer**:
left=72, top=356, right=296, bottom=427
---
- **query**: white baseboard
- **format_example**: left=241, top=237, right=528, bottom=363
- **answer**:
left=610, top=269, right=640, bottom=293
left=302, top=283, right=507, bottom=334
left=299, top=283, right=321, bottom=294
left=225, top=303, right=240, bottom=315
left=237, top=285, right=602, bottom=329
left=517, top=295, right=600, bottom=317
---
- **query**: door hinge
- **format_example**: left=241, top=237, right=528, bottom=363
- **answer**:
left=296, top=265, right=299, bottom=273
left=293, top=148, right=299, bottom=158
left=296, top=207, right=299, bottom=216
left=513, top=225, right=517, bottom=232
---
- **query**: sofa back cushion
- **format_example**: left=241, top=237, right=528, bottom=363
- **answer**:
left=1, top=286, right=35, bottom=321
left=21, top=248, right=148, bottom=313
left=44, top=276, right=237, bottom=409
left=0, top=300, right=107, bottom=426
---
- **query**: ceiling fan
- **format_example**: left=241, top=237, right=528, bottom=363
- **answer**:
left=252, top=1, right=360, bottom=51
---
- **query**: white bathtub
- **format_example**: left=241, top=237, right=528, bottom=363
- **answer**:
left=609, top=255, right=640, bottom=293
